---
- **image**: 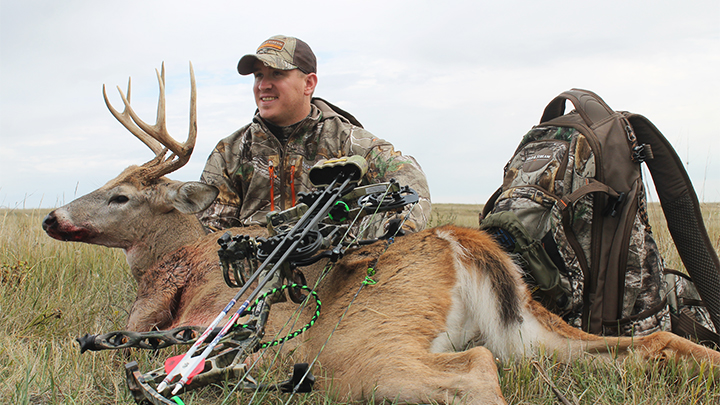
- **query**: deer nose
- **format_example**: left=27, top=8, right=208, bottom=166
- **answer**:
left=42, top=212, right=58, bottom=232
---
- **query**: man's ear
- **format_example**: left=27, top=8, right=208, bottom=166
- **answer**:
left=305, top=73, right=318, bottom=96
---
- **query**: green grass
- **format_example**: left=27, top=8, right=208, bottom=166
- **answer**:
left=1, top=204, right=719, bottom=404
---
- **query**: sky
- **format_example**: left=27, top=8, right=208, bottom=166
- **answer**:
left=1, top=0, right=718, bottom=210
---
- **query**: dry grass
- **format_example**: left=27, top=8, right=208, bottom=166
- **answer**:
left=1, top=203, right=719, bottom=404
left=429, top=203, right=484, bottom=228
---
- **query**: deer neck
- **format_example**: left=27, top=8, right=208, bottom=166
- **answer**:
left=124, top=212, right=206, bottom=282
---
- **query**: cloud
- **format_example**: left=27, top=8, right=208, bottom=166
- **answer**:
left=1, top=0, right=718, bottom=208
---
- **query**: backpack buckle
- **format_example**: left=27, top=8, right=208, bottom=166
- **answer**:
left=604, top=192, right=626, bottom=217
left=632, top=144, right=653, bottom=163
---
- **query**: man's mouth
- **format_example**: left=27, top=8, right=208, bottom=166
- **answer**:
left=260, top=96, right=277, bottom=102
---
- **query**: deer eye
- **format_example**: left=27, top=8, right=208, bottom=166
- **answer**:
left=109, top=195, right=129, bottom=204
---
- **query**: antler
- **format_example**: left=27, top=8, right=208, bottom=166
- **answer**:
left=103, top=62, right=197, bottom=182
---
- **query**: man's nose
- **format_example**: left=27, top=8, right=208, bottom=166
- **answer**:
left=258, top=77, right=272, bottom=90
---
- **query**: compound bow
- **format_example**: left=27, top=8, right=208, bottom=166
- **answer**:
left=77, top=156, right=419, bottom=404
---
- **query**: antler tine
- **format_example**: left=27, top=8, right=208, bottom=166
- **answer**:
left=187, top=62, right=198, bottom=155
left=103, top=62, right=198, bottom=181
left=103, top=79, right=165, bottom=156
left=134, top=63, right=197, bottom=156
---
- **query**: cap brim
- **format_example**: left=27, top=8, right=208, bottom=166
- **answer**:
left=237, top=54, right=298, bottom=75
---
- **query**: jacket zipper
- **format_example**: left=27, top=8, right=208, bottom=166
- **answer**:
left=263, top=115, right=311, bottom=212
left=290, top=165, right=296, bottom=206
left=269, top=162, right=276, bottom=212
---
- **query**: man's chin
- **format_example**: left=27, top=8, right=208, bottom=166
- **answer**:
left=258, top=108, right=279, bottom=124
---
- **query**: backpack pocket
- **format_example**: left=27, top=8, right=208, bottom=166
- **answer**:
left=665, top=269, right=719, bottom=347
left=503, top=140, right=568, bottom=195
left=481, top=186, right=580, bottom=316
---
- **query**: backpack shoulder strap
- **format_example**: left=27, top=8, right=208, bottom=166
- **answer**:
left=312, top=97, right=364, bottom=128
left=627, top=113, right=720, bottom=333
left=481, top=187, right=502, bottom=219
left=540, top=88, right=616, bottom=126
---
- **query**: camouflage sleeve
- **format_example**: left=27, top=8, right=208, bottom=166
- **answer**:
left=364, top=141, right=432, bottom=234
left=343, top=126, right=431, bottom=237
left=198, top=138, right=243, bottom=231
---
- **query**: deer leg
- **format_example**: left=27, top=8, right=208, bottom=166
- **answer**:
left=593, top=331, right=720, bottom=365
left=366, top=346, right=506, bottom=405
left=126, top=292, right=179, bottom=332
left=126, top=268, right=186, bottom=331
left=546, top=325, right=720, bottom=369
left=527, top=298, right=720, bottom=366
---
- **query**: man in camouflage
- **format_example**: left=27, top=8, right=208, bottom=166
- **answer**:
left=199, top=35, right=431, bottom=238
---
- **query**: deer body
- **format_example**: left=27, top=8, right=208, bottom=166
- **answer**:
left=42, top=65, right=720, bottom=404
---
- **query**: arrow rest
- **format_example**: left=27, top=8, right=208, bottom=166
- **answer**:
left=358, top=183, right=419, bottom=213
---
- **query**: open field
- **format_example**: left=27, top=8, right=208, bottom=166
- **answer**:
left=1, top=203, right=719, bottom=404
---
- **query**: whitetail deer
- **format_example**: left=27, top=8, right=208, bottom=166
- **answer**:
left=43, top=64, right=720, bottom=405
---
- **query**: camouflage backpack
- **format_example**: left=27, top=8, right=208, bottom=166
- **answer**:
left=480, top=89, right=720, bottom=343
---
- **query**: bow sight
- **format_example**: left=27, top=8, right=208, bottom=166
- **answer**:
left=78, top=156, right=419, bottom=405
left=219, top=156, right=418, bottom=294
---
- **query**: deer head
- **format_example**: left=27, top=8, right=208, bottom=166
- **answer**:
left=42, top=63, right=218, bottom=279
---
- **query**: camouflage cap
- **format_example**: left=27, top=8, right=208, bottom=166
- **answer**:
left=237, top=35, right=317, bottom=75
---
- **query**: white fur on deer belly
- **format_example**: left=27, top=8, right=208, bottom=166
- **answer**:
left=430, top=229, right=546, bottom=361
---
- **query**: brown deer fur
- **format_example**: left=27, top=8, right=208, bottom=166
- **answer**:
left=43, top=175, right=720, bottom=404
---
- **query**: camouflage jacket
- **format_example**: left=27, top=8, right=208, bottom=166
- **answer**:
left=199, top=98, right=431, bottom=238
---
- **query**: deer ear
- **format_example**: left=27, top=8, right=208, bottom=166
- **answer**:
left=168, top=182, right=219, bottom=214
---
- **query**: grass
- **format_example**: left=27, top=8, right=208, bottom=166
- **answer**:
left=1, top=203, right=719, bottom=404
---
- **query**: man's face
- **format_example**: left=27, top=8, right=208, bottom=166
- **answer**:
left=252, top=61, right=317, bottom=126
